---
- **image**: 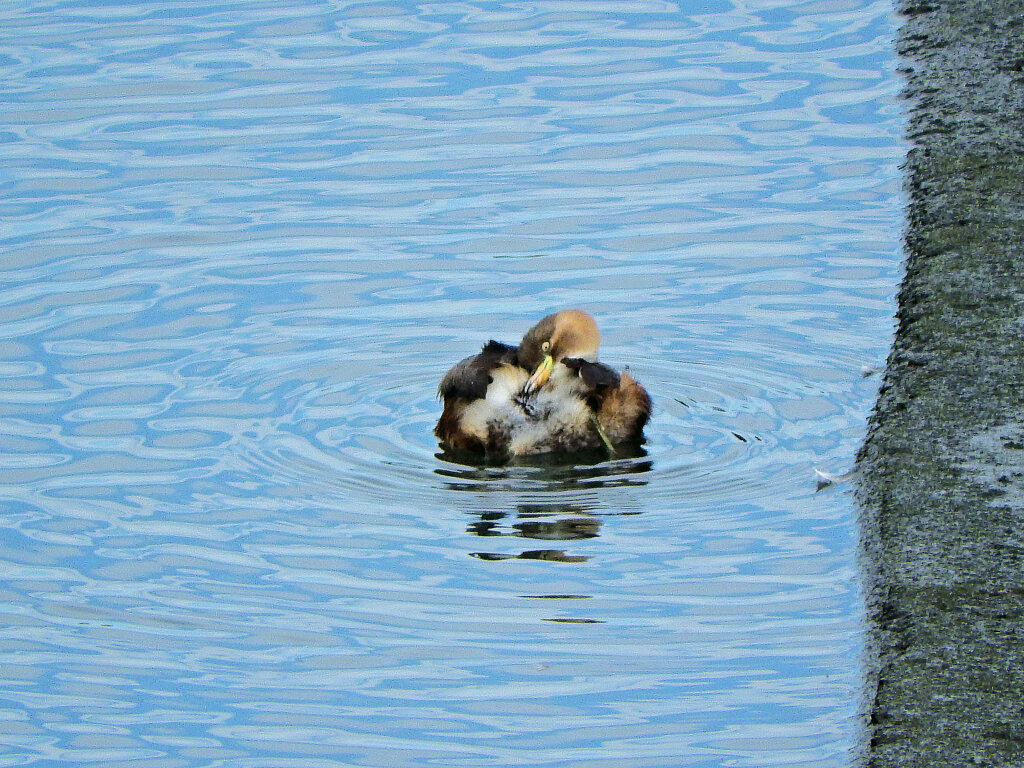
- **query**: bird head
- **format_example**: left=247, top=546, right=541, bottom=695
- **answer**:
left=518, top=310, right=601, bottom=395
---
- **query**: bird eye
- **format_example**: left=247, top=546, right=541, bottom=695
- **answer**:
left=541, top=341, right=550, bottom=353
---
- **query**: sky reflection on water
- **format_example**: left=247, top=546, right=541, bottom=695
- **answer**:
left=0, top=0, right=901, bottom=765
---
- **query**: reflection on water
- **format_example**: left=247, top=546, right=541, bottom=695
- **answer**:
left=0, top=0, right=901, bottom=765
left=469, top=511, right=602, bottom=538
left=445, top=453, right=649, bottom=562
left=471, top=518, right=600, bottom=562
left=472, top=548, right=591, bottom=564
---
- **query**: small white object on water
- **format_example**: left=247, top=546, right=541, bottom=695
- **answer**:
left=860, top=363, right=884, bottom=377
left=814, top=467, right=855, bottom=490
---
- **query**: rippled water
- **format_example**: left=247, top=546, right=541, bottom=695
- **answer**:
left=0, top=1, right=901, bottom=766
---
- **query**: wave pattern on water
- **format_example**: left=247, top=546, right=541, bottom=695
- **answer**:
left=0, top=0, right=901, bottom=765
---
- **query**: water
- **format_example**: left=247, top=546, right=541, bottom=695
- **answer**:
left=0, top=1, right=902, bottom=766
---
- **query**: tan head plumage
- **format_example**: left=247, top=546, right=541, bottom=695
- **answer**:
left=519, top=310, right=601, bottom=394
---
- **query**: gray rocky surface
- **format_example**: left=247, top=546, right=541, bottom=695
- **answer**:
left=856, top=0, right=1024, bottom=765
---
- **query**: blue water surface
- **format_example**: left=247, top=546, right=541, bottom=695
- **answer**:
left=0, top=1, right=902, bottom=766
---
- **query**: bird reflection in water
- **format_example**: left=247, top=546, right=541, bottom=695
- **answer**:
left=434, top=450, right=652, bottom=564
left=468, top=504, right=601, bottom=563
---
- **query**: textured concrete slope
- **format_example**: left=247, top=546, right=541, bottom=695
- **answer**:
left=856, top=1, right=1024, bottom=765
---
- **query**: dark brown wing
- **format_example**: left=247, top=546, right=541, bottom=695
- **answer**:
left=561, top=358, right=620, bottom=390
left=561, top=358, right=650, bottom=444
left=436, top=340, right=519, bottom=452
left=438, top=340, right=518, bottom=401
left=594, top=371, right=651, bottom=444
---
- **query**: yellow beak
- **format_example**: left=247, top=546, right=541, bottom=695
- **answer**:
left=523, top=354, right=554, bottom=394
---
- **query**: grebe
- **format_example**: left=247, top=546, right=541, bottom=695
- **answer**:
left=435, top=310, right=651, bottom=458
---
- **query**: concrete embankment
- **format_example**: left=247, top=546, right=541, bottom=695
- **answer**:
left=856, top=0, right=1024, bottom=765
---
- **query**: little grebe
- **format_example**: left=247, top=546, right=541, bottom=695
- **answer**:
left=435, top=310, right=651, bottom=458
